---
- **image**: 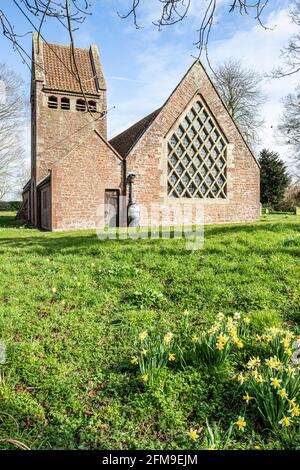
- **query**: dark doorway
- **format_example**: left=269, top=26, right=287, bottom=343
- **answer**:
left=105, top=190, right=119, bottom=227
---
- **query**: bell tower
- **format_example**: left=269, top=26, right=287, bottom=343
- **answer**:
left=30, top=34, right=107, bottom=225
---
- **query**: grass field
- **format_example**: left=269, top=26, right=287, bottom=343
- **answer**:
left=0, top=212, right=299, bottom=450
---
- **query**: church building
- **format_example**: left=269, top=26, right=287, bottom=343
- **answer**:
left=21, top=34, right=260, bottom=231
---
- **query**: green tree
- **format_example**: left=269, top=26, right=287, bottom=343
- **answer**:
left=259, top=149, right=290, bottom=207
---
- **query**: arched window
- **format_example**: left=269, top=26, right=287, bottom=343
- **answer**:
left=76, top=99, right=86, bottom=112
left=61, top=97, right=70, bottom=110
left=48, top=96, right=58, bottom=109
left=88, top=100, right=97, bottom=113
left=168, top=97, right=227, bottom=199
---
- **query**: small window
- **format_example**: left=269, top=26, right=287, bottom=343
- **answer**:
left=76, top=99, right=86, bottom=112
left=88, top=100, right=97, bottom=113
left=61, top=97, right=70, bottom=110
left=48, top=96, right=58, bottom=109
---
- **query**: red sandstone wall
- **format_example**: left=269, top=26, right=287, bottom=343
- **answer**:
left=51, top=131, right=123, bottom=231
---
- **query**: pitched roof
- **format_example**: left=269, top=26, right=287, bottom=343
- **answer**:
left=42, top=42, right=102, bottom=95
left=109, top=108, right=161, bottom=158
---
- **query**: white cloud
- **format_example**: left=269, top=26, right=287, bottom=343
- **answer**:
left=109, top=4, right=300, bottom=174
left=208, top=7, right=299, bottom=165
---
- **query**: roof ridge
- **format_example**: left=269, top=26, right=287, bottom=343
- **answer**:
left=43, top=41, right=89, bottom=51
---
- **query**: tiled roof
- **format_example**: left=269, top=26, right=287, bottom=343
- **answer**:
left=42, top=42, right=100, bottom=94
left=109, top=108, right=161, bottom=158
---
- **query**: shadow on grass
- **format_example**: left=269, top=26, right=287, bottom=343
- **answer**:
left=0, top=219, right=299, bottom=260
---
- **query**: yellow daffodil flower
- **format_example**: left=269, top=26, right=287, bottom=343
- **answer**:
left=281, top=337, right=291, bottom=348
left=142, top=374, right=149, bottom=382
left=284, top=348, right=293, bottom=357
left=168, top=353, right=176, bottom=362
left=243, top=393, right=254, bottom=403
left=191, top=335, right=199, bottom=342
left=235, top=417, right=246, bottom=431
left=233, top=312, right=241, bottom=320
left=188, top=429, right=199, bottom=441
left=164, top=332, right=173, bottom=345
left=255, top=375, right=265, bottom=384
left=279, top=389, right=287, bottom=399
left=237, top=374, right=246, bottom=384
left=289, top=405, right=300, bottom=417
left=131, top=356, right=138, bottom=365
left=140, top=349, right=148, bottom=355
left=270, top=377, right=281, bottom=389
left=244, top=317, right=251, bottom=325
left=139, top=331, right=148, bottom=341
left=247, top=357, right=261, bottom=369
left=279, top=416, right=291, bottom=427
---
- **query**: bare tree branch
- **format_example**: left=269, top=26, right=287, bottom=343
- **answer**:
left=278, top=85, right=300, bottom=170
left=212, top=58, right=266, bottom=149
left=272, top=1, right=300, bottom=78
left=0, top=63, right=27, bottom=200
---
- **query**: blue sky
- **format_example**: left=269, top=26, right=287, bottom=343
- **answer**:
left=0, top=0, right=298, bottom=168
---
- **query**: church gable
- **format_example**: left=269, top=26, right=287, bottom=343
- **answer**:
left=118, top=60, right=258, bottom=171
left=123, top=60, right=260, bottom=225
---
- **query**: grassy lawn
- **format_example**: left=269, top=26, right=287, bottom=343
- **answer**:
left=0, top=212, right=299, bottom=450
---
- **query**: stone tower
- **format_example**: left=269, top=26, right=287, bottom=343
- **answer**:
left=30, top=34, right=107, bottom=225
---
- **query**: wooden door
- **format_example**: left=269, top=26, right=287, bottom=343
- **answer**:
left=40, top=185, right=51, bottom=230
left=105, top=190, right=119, bottom=227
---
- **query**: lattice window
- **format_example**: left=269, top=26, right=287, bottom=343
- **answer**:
left=167, top=97, right=227, bottom=198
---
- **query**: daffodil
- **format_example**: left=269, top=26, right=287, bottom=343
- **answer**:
left=289, top=404, right=300, bottom=417
left=244, top=317, right=251, bottom=325
left=216, top=334, right=228, bottom=351
left=130, top=356, right=138, bottom=365
left=286, top=366, right=295, bottom=378
left=243, top=393, right=254, bottom=403
left=191, top=335, right=199, bottom=342
left=251, top=369, right=259, bottom=379
left=281, top=337, right=291, bottom=348
left=140, top=349, right=148, bottom=355
left=142, top=374, right=149, bottom=382
left=284, top=348, right=293, bottom=357
left=279, top=389, right=287, bottom=399
left=255, top=375, right=265, bottom=384
left=164, top=332, right=173, bottom=345
left=139, top=331, right=148, bottom=341
left=254, top=445, right=261, bottom=450
left=265, top=356, right=282, bottom=370
left=288, top=398, right=297, bottom=407
left=247, top=357, right=261, bottom=370
left=216, top=313, right=225, bottom=321
left=235, top=417, right=246, bottom=431
left=233, top=312, right=241, bottom=320
left=237, top=374, right=246, bottom=384
left=255, top=335, right=263, bottom=342
left=279, top=416, right=291, bottom=427
left=270, top=377, right=281, bottom=389
left=168, top=353, right=176, bottom=362
left=188, top=429, right=199, bottom=441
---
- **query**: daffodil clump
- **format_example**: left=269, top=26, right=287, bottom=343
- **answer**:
left=191, top=312, right=250, bottom=370
left=130, top=330, right=178, bottom=385
left=236, top=354, right=300, bottom=430
left=255, top=327, right=299, bottom=363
